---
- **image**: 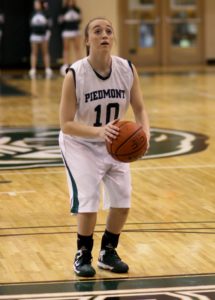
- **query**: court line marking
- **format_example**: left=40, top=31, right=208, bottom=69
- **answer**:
left=0, top=190, right=36, bottom=196
left=131, top=164, right=215, bottom=171
left=0, top=285, right=214, bottom=299
left=0, top=163, right=215, bottom=177
left=0, top=221, right=215, bottom=233
left=1, top=273, right=214, bottom=285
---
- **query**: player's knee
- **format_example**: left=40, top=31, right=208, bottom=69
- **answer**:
left=120, top=207, right=130, bottom=215
left=112, top=207, right=130, bottom=216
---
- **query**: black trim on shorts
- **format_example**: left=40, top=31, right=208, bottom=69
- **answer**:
left=61, top=151, right=79, bottom=214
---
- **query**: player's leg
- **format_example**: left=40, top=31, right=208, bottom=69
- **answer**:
left=106, top=207, right=130, bottom=234
left=63, top=36, right=70, bottom=64
left=60, top=36, right=70, bottom=76
left=77, top=213, right=97, bottom=236
left=98, top=162, right=131, bottom=273
left=73, top=212, right=97, bottom=277
left=59, top=134, right=103, bottom=276
left=73, top=212, right=97, bottom=276
left=72, top=35, right=82, bottom=61
left=41, top=39, right=52, bottom=78
left=29, top=41, right=39, bottom=79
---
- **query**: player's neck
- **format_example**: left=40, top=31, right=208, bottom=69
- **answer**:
left=88, top=54, right=112, bottom=77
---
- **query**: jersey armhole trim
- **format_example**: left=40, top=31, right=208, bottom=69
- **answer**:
left=128, top=60, right=134, bottom=75
left=66, top=67, right=76, bottom=87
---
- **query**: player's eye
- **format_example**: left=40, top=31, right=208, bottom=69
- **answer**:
left=106, top=29, right=113, bottom=35
left=94, top=29, right=101, bottom=35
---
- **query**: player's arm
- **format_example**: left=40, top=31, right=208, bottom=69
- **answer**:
left=130, top=65, right=150, bottom=144
left=59, top=71, right=118, bottom=141
left=59, top=71, right=99, bottom=138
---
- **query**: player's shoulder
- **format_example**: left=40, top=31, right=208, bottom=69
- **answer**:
left=66, top=57, right=88, bottom=78
left=112, top=55, right=133, bottom=73
left=112, top=55, right=127, bottom=64
left=70, top=57, right=87, bottom=70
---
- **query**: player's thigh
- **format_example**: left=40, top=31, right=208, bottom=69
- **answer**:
left=59, top=135, right=102, bottom=212
left=103, top=163, right=132, bottom=208
left=41, top=40, right=48, bottom=54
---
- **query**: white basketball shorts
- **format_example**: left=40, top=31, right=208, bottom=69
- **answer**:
left=59, top=132, right=132, bottom=214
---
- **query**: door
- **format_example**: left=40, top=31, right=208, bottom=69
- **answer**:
left=119, top=0, right=162, bottom=66
left=164, top=0, right=204, bottom=65
left=119, top=0, right=204, bottom=66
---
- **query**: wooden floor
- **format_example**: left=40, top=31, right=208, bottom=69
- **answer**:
left=0, top=68, right=215, bottom=297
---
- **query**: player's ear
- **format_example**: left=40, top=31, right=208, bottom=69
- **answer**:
left=85, top=37, right=90, bottom=46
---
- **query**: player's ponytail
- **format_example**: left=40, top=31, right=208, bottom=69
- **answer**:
left=84, top=19, right=92, bottom=56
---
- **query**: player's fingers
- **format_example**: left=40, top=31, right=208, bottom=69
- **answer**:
left=108, top=124, right=119, bottom=135
left=109, top=119, right=120, bottom=131
left=111, top=118, right=119, bottom=125
left=106, top=122, right=119, bottom=133
left=104, top=127, right=115, bottom=143
left=105, top=127, right=118, bottom=139
left=105, top=135, right=113, bottom=143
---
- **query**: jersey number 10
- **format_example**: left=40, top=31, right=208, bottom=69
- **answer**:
left=94, top=103, right=120, bottom=126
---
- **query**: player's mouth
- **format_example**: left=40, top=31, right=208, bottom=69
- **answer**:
left=101, top=41, right=109, bottom=45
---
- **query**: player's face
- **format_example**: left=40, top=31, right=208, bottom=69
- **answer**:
left=86, top=19, right=114, bottom=54
left=34, top=0, right=42, bottom=10
left=67, top=0, right=76, bottom=6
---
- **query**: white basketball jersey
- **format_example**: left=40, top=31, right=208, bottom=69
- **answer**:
left=69, top=56, right=134, bottom=141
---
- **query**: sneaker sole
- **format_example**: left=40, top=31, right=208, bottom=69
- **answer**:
left=73, top=265, right=96, bottom=277
left=97, top=261, right=128, bottom=273
left=97, top=261, right=114, bottom=271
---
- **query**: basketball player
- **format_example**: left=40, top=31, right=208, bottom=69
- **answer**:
left=59, top=17, right=150, bottom=277
left=29, top=0, right=53, bottom=79
left=58, top=0, right=82, bottom=76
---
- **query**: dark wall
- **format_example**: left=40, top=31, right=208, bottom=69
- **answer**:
left=0, top=0, right=63, bottom=69
left=48, top=0, right=63, bottom=68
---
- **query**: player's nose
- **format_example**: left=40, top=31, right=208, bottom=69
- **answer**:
left=102, top=30, right=108, bottom=37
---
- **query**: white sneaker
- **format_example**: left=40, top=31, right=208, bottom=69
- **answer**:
left=60, top=64, right=68, bottom=76
left=29, top=69, right=36, bottom=79
left=45, top=68, right=53, bottom=79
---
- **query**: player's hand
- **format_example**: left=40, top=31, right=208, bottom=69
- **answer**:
left=145, top=134, right=150, bottom=152
left=99, top=119, right=119, bottom=143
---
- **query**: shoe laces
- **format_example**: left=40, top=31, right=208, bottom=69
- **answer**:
left=76, top=249, right=92, bottom=265
left=106, top=247, right=121, bottom=262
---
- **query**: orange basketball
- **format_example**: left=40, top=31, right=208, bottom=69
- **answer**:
left=105, top=120, right=147, bottom=162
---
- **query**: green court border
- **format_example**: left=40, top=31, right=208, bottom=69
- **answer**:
left=0, top=273, right=215, bottom=296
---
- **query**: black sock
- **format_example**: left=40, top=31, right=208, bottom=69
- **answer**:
left=77, top=234, right=93, bottom=252
left=101, top=229, right=120, bottom=250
